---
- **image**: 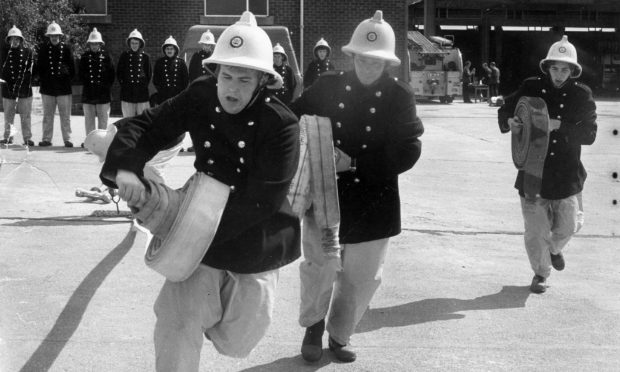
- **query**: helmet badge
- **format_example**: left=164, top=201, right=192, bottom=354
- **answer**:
left=367, top=32, right=378, bottom=42
left=558, top=46, right=566, bottom=53
left=230, top=36, right=244, bottom=48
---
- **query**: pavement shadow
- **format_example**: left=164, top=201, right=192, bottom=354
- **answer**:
left=239, top=354, right=336, bottom=372
left=19, top=229, right=137, bottom=372
left=356, top=285, right=531, bottom=333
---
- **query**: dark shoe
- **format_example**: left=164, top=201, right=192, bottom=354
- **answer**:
left=301, top=319, right=325, bottom=363
left=328, top=336, right=356, bottom=363
left=0, top=137, right=13, bottom=144
left=64, top=141, right=74, bottom=148
left=24, top=140, right=35, bottom=146
left=551, top=252, right=565, bottom=271
left=530, top=275, right=547, bottom=294
left=187, top=146, right=195, bottom=152
left=38, top=140, right=52, bottom=147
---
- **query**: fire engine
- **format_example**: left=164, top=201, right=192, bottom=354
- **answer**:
left=407, top=31, right=463, bottom=103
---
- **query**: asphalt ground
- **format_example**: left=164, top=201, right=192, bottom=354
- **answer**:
left=1, top=97, right=619, bottom=371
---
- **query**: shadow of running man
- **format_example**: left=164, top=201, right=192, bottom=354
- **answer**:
left=19, top=229, right=137, bottom=372
left=355, top=285, right=531, bottom=334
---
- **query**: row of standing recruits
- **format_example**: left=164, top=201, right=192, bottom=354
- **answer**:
left=101, top=9, right=423, bottom=370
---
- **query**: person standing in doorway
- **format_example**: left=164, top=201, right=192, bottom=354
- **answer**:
left=36, top=21, right=75, bottom=147
left=462, top=60, right=473, bottom=103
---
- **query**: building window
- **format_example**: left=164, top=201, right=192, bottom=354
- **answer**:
left=73, top=0, right=107, bottom=15
left=205, top=0, right=268, bottom=16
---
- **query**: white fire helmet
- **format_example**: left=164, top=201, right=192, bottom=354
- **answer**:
left=126, top=29, right=145, bottom=48
left=87, top=28, right=104, bottom=45
left=313, top=38, right=331, bottom=58
left=342, top=10, right=400, bottom=66
left=539, top=35, right=582, bottom=78
left=199, top=30, right=216, bottom=45
left=45, top=21, right=63, bottom=37
left=273, top=43, right=287, bottom=61
left=204, top=11, right=280, bottom=79
left=162, top=35, right=179, bottom=55
left=6, top=25, right=24, bottom=43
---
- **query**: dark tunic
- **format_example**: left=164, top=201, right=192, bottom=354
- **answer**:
left=270, top=63, right=296, bottom=105
left=1, top=45, right=34, bottom=99
left=117, top=50, right=151, bottom=103
left=291, top=70, right=424, bottom=244
left=303, top=59, right=334, bottom=88
left=36, top=41, right=75, bottom=96
left=188, top=50, right=216, bottom=81
left=79, top=50, right=115, bottom=104
left=153, top=55, right=189, bottom=104
left=498, top=75, right=597, bottom=200
left=100, top=76, right=301, bottom=274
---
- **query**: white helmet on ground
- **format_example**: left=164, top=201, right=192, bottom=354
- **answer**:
left=199, top=30, right=216, bottom=45
left=341, top=10, right=400, bottom=66
left=539, top=35, right=582, bottom=78
left=45, top=21, right=63, bottom=37
left=313, top=38, right=331, bottom=58
left=126, top=29, right=145, bottom=48
left=6, top=25, right=24, bottom=43
left=162, top=35, right=179, bottom=54
left=87, top=28, right=104, bottom=45
left=204, top=11, right=280, bottom=79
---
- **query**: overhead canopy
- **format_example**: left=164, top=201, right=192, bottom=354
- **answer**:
left=407, top=31, right=449, bottom=55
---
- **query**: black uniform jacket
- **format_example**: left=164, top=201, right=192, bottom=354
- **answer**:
left=1, top=46, right=34, bottom=99
left=291, top=70, right=424, bottom=244
left=79, top=50, right=115, bottom=104
left=117, top=50, right=151, bottom=103
left=100, top=76, right=301, bottom=274
left=153, top=56, right=189, bottom=104
left=498, top=75, right=597, bottom=200
left=303, top=59, right=334, bottom=88
left=270, top=63, right=296, bottom=105
left=36, top=41, right=75, bottom=96
left=188, top=50, right=216, bottom=81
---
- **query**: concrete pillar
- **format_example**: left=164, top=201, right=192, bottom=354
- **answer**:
left=494, top=25, right=503, bottom=66
left=479, top=17, right=490, bottom=65
left=423, top=0, right=436, bottom=38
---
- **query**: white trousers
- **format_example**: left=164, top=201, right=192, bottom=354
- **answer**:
left=83, top=103, right=110, bottom=135
left=2, top=97, right=32, bottom=141
left=520, top=193, right=583, bottom=278
left=154, top=264, right=279, bottom=372
left=299, top=211, right=389, bottom=345
left=121, top=101, right=150, bottom=118
left=41, top=94, right=72, bottom=142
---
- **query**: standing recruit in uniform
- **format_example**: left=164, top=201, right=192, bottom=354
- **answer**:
left=303, top=38, right=334, bottom=89
left=37, top=21, right=75, bottom=147
left=188, top=30, right=216, bottom=81
left=269, top=43, right=296, bottom=105
left=99, top=12, right=300, bottom=371
left=152, top=36, right=188, bottom=105
left=498, top=36, right=597, bottom=294
left=290, top=10, right=424, bottom=363
left=1, top=25, right=35, bottom=146
left=78, top=28, right=115, bottom=146
left=117, top=29, right=151, bottom=117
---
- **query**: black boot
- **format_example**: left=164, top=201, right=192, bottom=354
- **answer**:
left=301, top=319, right=325, bottom=362
left=328, top=336, right=357, bottom=363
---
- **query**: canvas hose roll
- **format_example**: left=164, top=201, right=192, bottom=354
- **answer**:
left=131, top=172, right=230, bottom=282
left=511, top=96, right=550, bottom=201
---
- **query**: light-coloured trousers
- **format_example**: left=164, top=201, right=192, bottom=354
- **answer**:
left=520, top=193, right=583, bottom=278
left=153, top=264, right=279, bottom=372
left=83, top=103, right=110, bottom=135
left=121, top=101, right=150, bottom=118
left=299, top=210, right=389, bottom=345
left=41, top=94, right=72, bottom=142
left=2, top=97, right=32, bottom=141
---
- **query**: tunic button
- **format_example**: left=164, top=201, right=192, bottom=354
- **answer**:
left=210, top=124, right=215, bottom=130
left=376, top=91, right=382, bottom=97
left=345, top=85, right=351, bottom=91
left=552, top=139, right=557, bottom=144
left=265, top=97, right=271, bottom=102
left=369, top=108, right=376, bottom=114
left=366, top=126, right=371, bottom=132
left=361, top=144, right=367, bottom=149
left=230, top=185, right=236, bottom=192
left=560, top=104, right=564, bottom=108
left=354, top=178, right=360, bottom=183
left=204, top=141, right=211, bottom=148
left=550, top=152, right=555, bottom=156
left=339, top=103, right=345, bottom=109
left=240, top=157, right=244, bottom=164
left=542, top=89, right=546, bottom=93
left=557, top=115, right=561, bottom=119
left=215, top=106, right=221, bottom=113
left=336, top=122, right=342, bottom=128
left=563, top=93, right=567, bottom=96
left=236, top=168, right=241, bottom=173
left=336, top=140, right=341, bottom=145
left=248, top=121, right=254, bottom=126
left=207, top=159, right=214, bottom=165
left=238, top=141, right=246, bottom=148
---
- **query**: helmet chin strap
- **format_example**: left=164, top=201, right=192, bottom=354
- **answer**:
left=244, top=74, right=270, bottom=109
